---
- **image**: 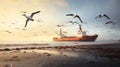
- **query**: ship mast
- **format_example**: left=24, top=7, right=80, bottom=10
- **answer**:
left=60, top=28, right=62, bottom=37
left=59, top=28, right=67, bottom=37
left=79, top=24, right=82, bottom=32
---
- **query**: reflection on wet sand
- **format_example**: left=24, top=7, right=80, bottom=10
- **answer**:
left=0, top=43, right=120, bottom=67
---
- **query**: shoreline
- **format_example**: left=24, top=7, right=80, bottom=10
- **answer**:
left=0, top=43, right=120, bottom=67
left=0, top=42, right=120, bottom=50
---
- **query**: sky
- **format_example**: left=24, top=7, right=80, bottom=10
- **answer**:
left=0, top=0, right=120, bottom=43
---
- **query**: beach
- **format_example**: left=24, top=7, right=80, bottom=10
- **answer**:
left=0, top=42, right=120, bottom=67
left=0, top=0, right=120, bottom=67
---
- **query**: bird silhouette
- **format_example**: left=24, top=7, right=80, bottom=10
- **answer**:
left=22, top=11, right=40, bottom=27
left=68, top=21, right=80, bottom=25
left=57, top=25, right=64, bottom=27
left=66, top=14, right=83, bottom=23
left=95, top=14, right=110, bottom=19
left=4, top=30, right=14, bottom=34
left=105, top=21, right=116, bottom=25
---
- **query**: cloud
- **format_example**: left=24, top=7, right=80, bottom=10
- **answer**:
left=106, top=0, right=120, bottom=12
left=0, top=0, right=68, bottom=13
left=0, top=0, right=69, bottom=41
left=54, top=0, right=68, bottom=7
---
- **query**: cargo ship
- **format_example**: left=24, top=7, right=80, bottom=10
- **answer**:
left=53, top=28, right=98, bottom=42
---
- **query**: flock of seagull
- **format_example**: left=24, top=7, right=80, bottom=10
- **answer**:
left=21, top=11, right=116, bottom=28
left=1, top=10, right=117, bottom=35
left=56, top=13, right=116, bottom=34
left=66, top=13, right=115, bottom=25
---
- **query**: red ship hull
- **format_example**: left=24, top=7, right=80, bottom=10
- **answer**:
left=53, top=35, right=98, bottom=42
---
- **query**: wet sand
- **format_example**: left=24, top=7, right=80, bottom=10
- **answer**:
left=0, top=43, right=120, bottom=67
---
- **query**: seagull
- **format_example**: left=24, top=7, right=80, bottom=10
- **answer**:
left=105, top=21, right=116, bottom=25
left=95, top=14, right=110, bottom=19
left=66, top=14, right=83, bottom=23
left=22, top=11, right=40, bottom=27
left=57, top=25, right=64, bottom=27
left=4, top=30, right=14, bottom=34
left=68, top=21, right=80, bottom=25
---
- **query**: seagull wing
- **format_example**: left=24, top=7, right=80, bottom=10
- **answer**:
left=30, top=11, right=40, bottom=18
left=57, top=25, right=60, bottom=27
left=75, top=15, right=83, bottom=23
left=103, top=14, right=110, bottom=19
left=105, top=22, right=110, bottom=24
left=66, top=14, right=74, bottom=16
left=95, top=15, right=100, bottom=18
left=22, top=14, right=28, bottom=19
left=95, top=14, right=103, bottom=19
left=105, top=21, right=113, bottom=24
left=105, top=21, right=116, bottom=25
left=24, top=19, right=29, bottom=27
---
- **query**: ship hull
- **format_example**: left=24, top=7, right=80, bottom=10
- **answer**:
left=53, top=35, right=98, bottom=42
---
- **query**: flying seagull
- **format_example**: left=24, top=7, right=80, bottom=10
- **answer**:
left=57, top=25, right=64, bottom=27
left=66, top=14, right=83, bottom=23
left=4, top=30, right=14, bottom=34
left=22, top=11, right=40, bottom=27
left=68, top=21, right=80, bottom=25
left=105, top=21, right=116, bottom=25
left=95, top=14, right=110, bottom=19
